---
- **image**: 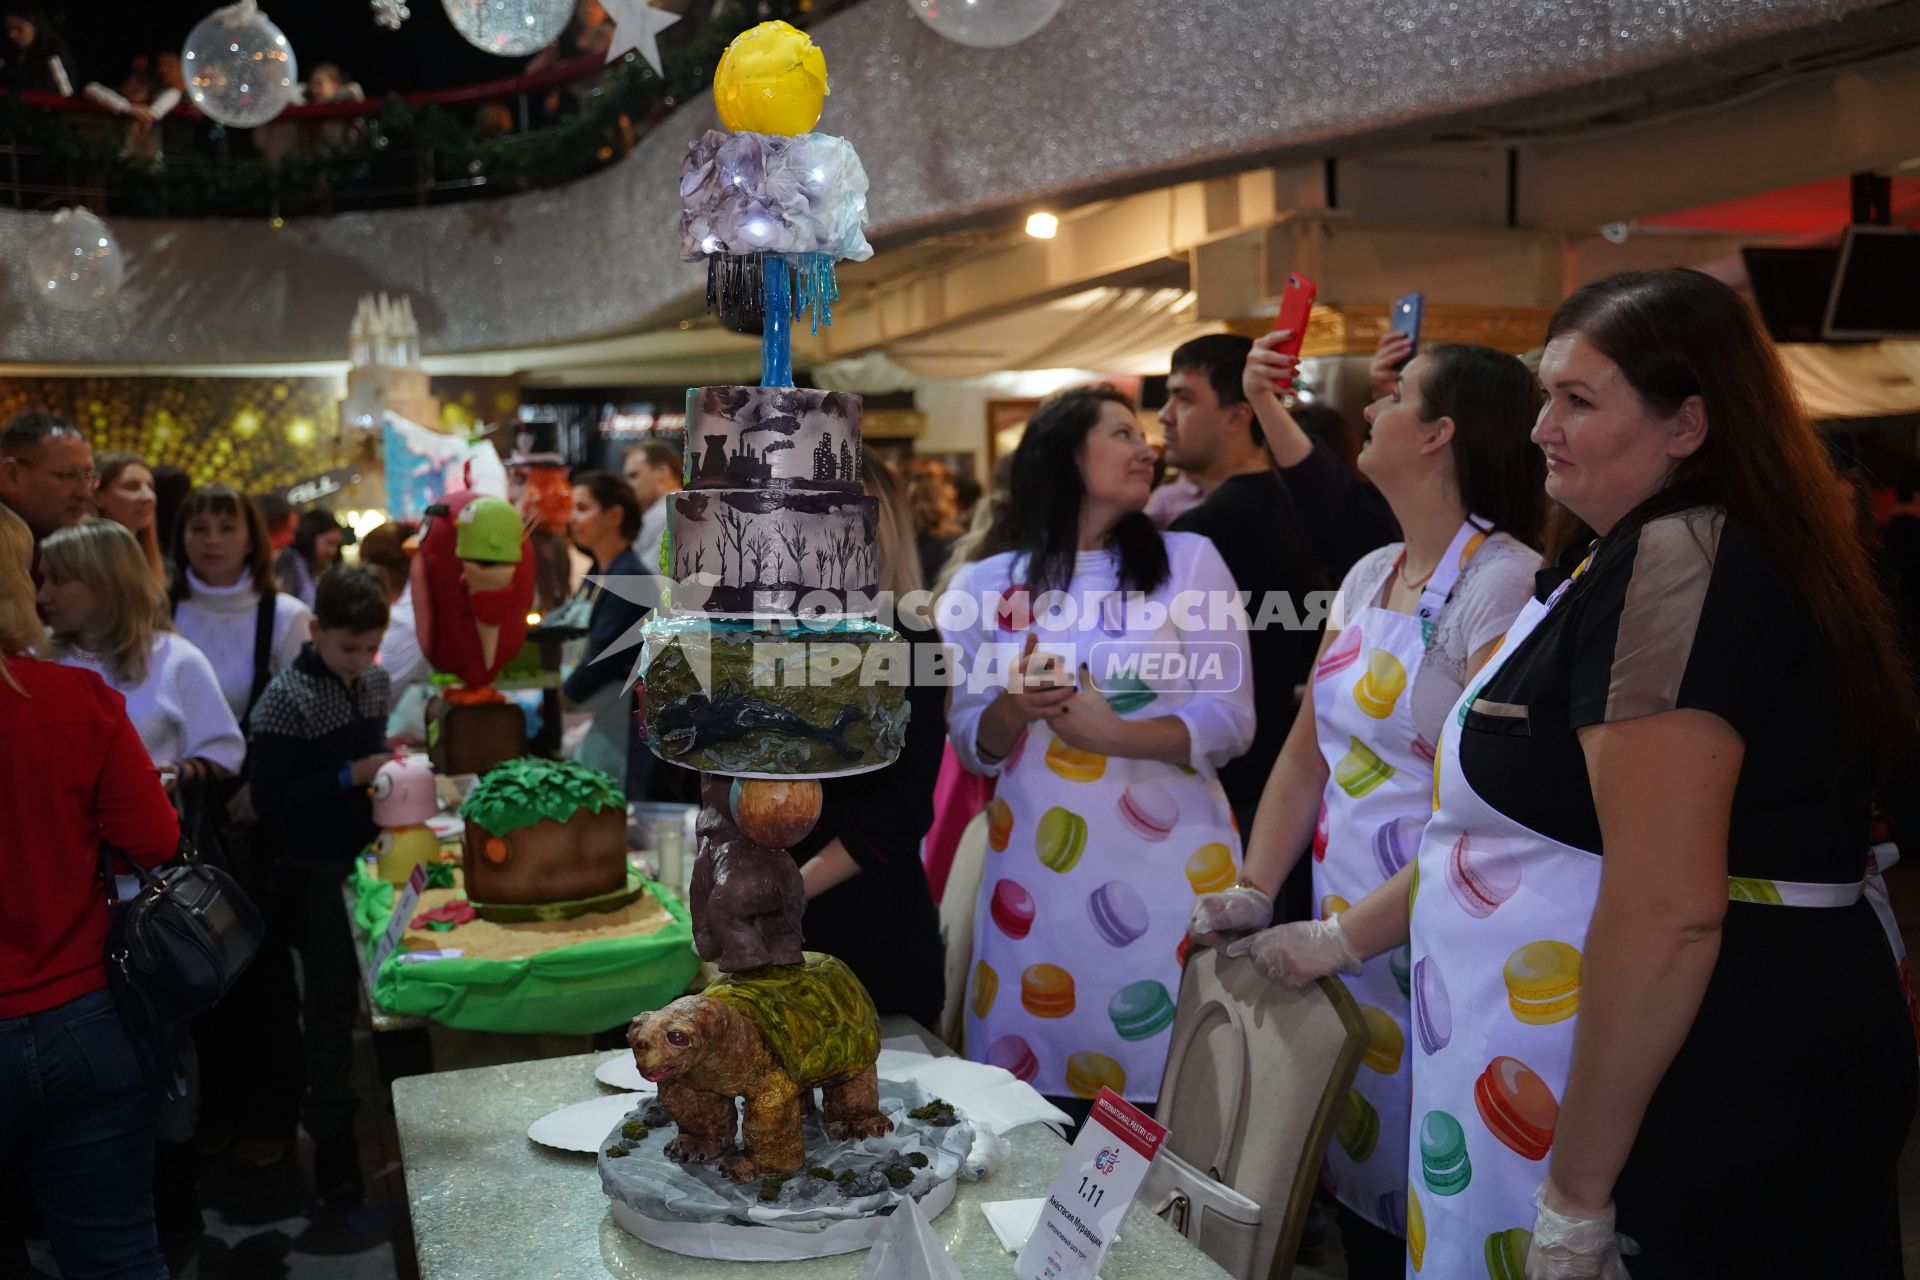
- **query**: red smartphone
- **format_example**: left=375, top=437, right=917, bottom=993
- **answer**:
left=1271, top=273, right=1318, bottom=394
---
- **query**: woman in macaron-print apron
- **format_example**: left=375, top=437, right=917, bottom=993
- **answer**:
left=1230, top=270, right=1919, bottom=1278
left=1191, top=343, right=1546, bottom=1277
left=941, top=385, right=1253, bottom=1121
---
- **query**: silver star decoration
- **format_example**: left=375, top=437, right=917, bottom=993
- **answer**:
left=370, top=0, right=410, bottom=30
left=601, top=0, right=681, bottom=77
left=583, top=573, right=715, bottom=696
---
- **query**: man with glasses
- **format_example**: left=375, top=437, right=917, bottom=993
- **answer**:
left=0, top=411, right=95, bottom=585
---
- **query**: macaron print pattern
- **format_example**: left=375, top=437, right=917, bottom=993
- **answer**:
left=1337, top=1088, right=1380, bottom=1161
left=1503, top=940, right=1582, bottom=1025
left=1034, top=806, right=1089, bottom=873
left=1473, top=1056, right=1559, bottom=1161
left=1102, top=673, right=1157, bottom=714
left=1313, top=801, right=1330, bottom=861
left=1320, top=894, right=1350, bottom=920
left=986, top=797, right=1014, bottom=852
left=1020, top=963, right=1076, bottom=1018
left=1447, top=834, right=1521, bottom=918
left=989, top=879, right=1035, bottom=939
left=987, top=1034, right=1038, bottom=1083
left=1086, top=880, right=1149, bottom=948
left=1185, top=842, right=1237, bottom=895
left=1389, top=944, right=1412, bottom=999
left=1044, top=738, right=1107, bottom=783
left=1418, top=1110, right=1472, bottom=1196
left=1064, top=1051, right=1126, bottom=1100
left=1407, top=1186, right=1427, bottom=1271
left=1316, top=625, right=1363, bottom=681
left=1360, top=1005, right=1405, bottom=1074
left=1484, top=1228, right=1530, bottom=1280
left=1353, top=649, right=1409, bottom=719
left=1116, top=782, right=1178, bottom=841
left=971, top=961, right=998, bottom=1019
left=1335, top=737, right=1396, bottom=798
left=1413, top=955, right=1453, bottom=1054
left=1373, top=814, right=1423, bottom=877
left=1108, top=979, right=1176, bottom=1041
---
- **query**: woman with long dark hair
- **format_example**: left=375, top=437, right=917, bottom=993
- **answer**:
left=941, top=386, right=1254, bottom=1120
left=1192, top=342, right=1547, bottom=1274
left=1242, top=269, right=1918, bottom=1277
left=561, top=470, right=652, bottom=796
left=0, top=6, right=73, bottom=95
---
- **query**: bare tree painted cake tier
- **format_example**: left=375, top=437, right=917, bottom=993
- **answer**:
left=685, top=386, right=863, bottom=493
left=667, top=488, right=880, bottom=618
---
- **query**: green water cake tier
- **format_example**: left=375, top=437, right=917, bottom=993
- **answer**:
left=637, top=614, right=910, bottom=778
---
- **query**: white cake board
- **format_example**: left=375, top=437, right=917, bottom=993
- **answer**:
left=609, top=1172, right=959, bottom=1261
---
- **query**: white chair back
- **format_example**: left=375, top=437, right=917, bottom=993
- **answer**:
left=933, top=808, right=991, bottom=1051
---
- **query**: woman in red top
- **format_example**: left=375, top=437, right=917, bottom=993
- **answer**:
left=0, top=504, right=177, bottom=1280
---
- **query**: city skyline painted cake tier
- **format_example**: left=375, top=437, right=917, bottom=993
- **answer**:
left=685, top=386, right=863, bottom=493
left=666, top=488, right=879, bottom=618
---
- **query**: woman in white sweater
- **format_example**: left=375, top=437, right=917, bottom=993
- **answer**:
left=168, top=486, right=311, bottom=722
left=39, top=519, right=244, bottom=785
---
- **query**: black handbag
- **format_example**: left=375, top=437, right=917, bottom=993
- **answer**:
left=100, top=837, right=265, bottom=1099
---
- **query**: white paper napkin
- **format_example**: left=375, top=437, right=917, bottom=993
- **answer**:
left=980, top=1198, right=1108, bottom=1276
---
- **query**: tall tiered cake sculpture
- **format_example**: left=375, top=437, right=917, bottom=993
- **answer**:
left=604, top=22, right=967, bottom=1260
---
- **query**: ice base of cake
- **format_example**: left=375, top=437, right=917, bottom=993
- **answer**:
left=598, top=1079, right=971, bottom=1260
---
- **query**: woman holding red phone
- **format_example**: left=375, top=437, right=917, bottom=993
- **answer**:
left=1193, top=339, right=1546, bottom=1275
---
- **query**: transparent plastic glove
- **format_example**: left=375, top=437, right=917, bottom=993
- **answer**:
left=1526, top=1185, right=1637, bottom=1279
left=1189, top=885, right=1274, bottom=945
left=1222, top=915, right=1362, bottom=987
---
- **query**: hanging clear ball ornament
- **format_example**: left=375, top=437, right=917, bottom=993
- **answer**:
left=907, top=0, right=1066, bottom=48
left=442, top=0, right=573, bottom=57
left=28, top=208, right=125, bottom=313
left=371, top=0, right=411, bottom=30
left=182, top=1, right=299, bottom=128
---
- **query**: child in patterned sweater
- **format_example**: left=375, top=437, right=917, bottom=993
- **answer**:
left=247, top=566, right=391, bottom=1202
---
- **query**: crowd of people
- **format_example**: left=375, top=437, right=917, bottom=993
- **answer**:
left=3, top=265, right=1919, bottom=1278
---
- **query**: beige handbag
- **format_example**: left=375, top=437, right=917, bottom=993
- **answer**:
left=1142, top=1148, right=1264, bottom=1280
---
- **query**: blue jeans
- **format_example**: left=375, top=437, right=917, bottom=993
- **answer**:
left=0, top=987, right=166, bottom=1280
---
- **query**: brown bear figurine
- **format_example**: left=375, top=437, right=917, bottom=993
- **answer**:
left=627, top=952, right=892, bottom=1182
left=689, top=776, right=806, bottom=973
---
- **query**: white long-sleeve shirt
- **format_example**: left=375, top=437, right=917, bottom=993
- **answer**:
left=171, top=571, right=312, bottom=721
left=940, top=531, right=1256, bottom=779
left=56, top=632, right=246, bottom=774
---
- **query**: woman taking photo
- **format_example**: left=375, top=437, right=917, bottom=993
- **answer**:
left=1191, top=342, right=1546, bottom=1273
left=1230, top=269, right=1916, bottom=1277
left=787, top=448, right=945, bottom=1026
left=0, top=506, right=178, bottom=1280
left=41, top=519, right=245, bottom=790
left=942, top=385, right=1253, bottom=1119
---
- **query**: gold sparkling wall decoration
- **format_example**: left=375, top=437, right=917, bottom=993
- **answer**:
left=0, top=376, right=349, bottom=492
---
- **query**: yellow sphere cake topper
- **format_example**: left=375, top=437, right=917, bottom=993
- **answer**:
left=713, top=20, right=829, bottom=136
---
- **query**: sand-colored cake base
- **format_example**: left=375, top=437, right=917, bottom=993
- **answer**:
left=401, top=866, right=673, bottom=963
